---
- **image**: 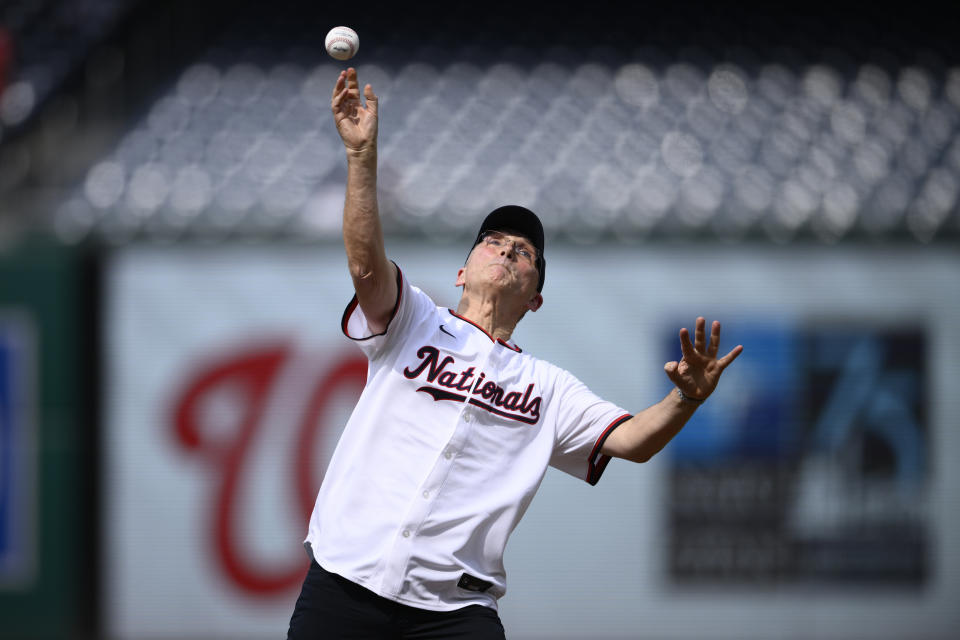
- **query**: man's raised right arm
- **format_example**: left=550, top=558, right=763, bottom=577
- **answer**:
left=331, top=67, right=397, bottom=334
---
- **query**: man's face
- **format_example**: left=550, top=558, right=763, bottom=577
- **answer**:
left=457, top=230, right=542, bottom=306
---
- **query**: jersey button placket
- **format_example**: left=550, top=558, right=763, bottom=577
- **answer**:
left=380, top=346, right=492, bottom=597
left=442, top=343, right=492, bottom=463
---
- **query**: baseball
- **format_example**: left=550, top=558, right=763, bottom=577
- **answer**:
left=325, top=26, right=359, bottom=61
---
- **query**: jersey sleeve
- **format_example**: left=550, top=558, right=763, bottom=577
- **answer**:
left=549, top=370, right=632, bottom=486
left=340, top=264, right=436, bottom=360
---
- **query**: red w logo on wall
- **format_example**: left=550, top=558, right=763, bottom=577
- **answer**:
left=171, top=342, right=367, bottom=596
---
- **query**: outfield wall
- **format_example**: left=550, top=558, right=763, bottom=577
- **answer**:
left=100, top=243, right=959, bottom=639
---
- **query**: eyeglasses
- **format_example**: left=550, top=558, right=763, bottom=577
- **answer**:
left=479, top=231, right=538, bottom=263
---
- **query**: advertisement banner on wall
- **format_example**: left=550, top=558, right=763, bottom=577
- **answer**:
left=103, top=244, right=960, bottom=639
left=665, top=323, right=928, bottom=585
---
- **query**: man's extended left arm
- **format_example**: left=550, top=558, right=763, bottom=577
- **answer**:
left=601, top=317, right=743, bottom=463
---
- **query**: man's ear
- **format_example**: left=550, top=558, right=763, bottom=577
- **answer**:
left=526, top=293, right=543, bottom=313
left=455, top=267, right=465, bottom=288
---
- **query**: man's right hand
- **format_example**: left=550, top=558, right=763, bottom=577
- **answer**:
left=331, top=67, right=378, bottom=154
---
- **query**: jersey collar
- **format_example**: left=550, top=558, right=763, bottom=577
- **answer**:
left=447, top=309, right=522, bottom=353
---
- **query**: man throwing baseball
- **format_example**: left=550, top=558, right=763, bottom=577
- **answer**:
left=286, top=68, right=743, bottom=639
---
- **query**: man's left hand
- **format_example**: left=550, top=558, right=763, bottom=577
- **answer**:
left=664, top=317, right=743, bottom=402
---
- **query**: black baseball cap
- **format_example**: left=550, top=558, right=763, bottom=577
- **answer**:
left=472, top=205, right=546, bottom=292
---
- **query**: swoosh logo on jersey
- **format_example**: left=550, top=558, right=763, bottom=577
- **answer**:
left=417, top=386, right=466, bottom=403
left=439, top=324, right=454, bottom=338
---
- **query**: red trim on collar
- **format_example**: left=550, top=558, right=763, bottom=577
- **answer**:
left=447, top=309, right=522, bottom=352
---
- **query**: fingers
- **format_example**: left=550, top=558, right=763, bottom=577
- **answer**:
left=718, top=344, right=744, bottom=369
left=332, top=72, right=377, bottom=122
left=707, top=320, right=721, bottom=358
left=364, top=83, right=378, bottom=115
left=331, top=70, right=346, bottom=102
left=679, top=317, right=706, bottom=360
left=332, top=68, right=365, bottom=106
left=671, top=320, right=743, bottom=398
left=663, top=360, right=682, bottom=386
left=682, top=318, right=724, bottom=354
left=678, top=327, right=695, bottom=360
left=344, top=69, right=363, bottom=106
left=345, top=67, right=359, bottom=92
left=331, top=69, right=354, bottom=111
left=331, top=85, right=349, bottom=111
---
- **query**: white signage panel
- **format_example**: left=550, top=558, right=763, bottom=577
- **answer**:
left=103, top=244, right=960, bottom=639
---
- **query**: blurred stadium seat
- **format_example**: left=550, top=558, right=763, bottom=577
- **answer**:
left=2, top=0, right=959, bottom=245
left=0, top=0, right=141, bottom=134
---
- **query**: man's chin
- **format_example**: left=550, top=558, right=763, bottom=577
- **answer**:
left=478, top=279, right=534, bottom=302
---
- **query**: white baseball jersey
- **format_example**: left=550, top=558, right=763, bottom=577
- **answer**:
left=304, top=266, right=632, bottom=611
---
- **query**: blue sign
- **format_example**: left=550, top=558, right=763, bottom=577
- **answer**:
left=665, top=321, right=928, bottom=586
left=665, top=322, right=801, bottom=464
left=0, top=314, right=35, bottom=586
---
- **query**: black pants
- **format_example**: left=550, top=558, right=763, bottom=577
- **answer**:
left=287, top=559, right=506, bottom=639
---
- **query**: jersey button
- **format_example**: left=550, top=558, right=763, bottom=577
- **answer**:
left=463, top=412, right=472, bottom=422
left=444, top=450, right=453, bottom=459
left=402, top=530, right=411, bottom=538
left=422, top=490, right=429, bottom=499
